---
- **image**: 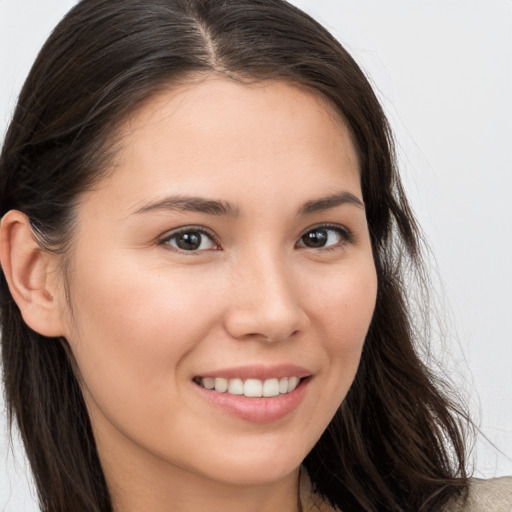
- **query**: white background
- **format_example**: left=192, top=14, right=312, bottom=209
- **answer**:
left=1, top=1, right=511, bottom=509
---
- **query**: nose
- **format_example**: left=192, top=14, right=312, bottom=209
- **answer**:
left=223, top=250, right=310, bottom=343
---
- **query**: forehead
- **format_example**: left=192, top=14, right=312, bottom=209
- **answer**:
left=87, top=78, right=361, bottom=216
left=121, top=76, right=349, bottom=133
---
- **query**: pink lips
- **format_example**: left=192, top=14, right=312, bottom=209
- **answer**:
left=193, top=364, right=312, bottom=423
left=197, top=364, right=311, bottom=381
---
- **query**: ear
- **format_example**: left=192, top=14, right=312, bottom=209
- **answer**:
left=0, top=210, right=67, bottom=337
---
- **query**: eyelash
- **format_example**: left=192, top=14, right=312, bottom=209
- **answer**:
left=159, top=224, right=352, bottom=254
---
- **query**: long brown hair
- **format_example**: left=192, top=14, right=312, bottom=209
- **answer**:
left=0, top=1, right=470, bottom=510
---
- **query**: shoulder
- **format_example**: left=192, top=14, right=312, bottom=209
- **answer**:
left=301, top=470, right=512, bottom=512
left=447, top=477, right=512, bottom=512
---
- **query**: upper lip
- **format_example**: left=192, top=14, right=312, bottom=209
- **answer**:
left=195, top=364, right=312, bottom=381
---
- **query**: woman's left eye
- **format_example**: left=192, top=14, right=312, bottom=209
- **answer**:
left=161, top=229, right=218, bottom=252
left=297, top=226, right=350, bottom=249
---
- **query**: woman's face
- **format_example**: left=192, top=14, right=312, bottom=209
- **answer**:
left=58, top=78, right=377, bottom=487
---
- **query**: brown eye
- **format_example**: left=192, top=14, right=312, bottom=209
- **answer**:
left=301, top=229, right=328, bottom=248
left=164, top=229, right=217, bottom=251
left=298, top=226, right=348, bottom=249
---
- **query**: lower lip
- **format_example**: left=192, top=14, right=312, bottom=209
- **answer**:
left=195, top=378, right=310, bottom=423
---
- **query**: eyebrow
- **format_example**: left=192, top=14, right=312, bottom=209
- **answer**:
left=132, top=191, right=364, bottom=217
left=297, top=191, right=364, bottom=215
left=133, top=195, right=240, bottom=217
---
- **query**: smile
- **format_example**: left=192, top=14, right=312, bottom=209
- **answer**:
left=195, top=376, right=301, bottom=397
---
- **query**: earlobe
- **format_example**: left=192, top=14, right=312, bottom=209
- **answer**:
left=0, top=210, right=66, bottom=337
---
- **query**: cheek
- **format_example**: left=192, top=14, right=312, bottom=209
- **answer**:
left=306, top=260, right=377, bottom=391
left=65, top=256, right=221, bottom=422
left=308, top=257, right=377, bottom=338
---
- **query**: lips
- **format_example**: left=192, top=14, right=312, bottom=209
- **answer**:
left=192, top=365, right=312, bottom=422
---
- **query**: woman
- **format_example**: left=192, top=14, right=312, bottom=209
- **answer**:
left=0, top=0, right=510, bottom=511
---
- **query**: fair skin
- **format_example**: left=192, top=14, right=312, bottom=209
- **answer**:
left=1, top=78, right=377, bottom=512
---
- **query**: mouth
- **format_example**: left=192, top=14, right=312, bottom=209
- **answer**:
left=192, top=365, right=312, bottom=422
left=193, top=376, right=303, bottom=397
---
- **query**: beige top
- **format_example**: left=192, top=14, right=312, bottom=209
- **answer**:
left=300, top=472, right=512, bottom=512
left=447, top=477, right=512, bottom=512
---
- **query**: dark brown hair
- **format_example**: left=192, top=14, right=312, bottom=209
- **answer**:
left=1, top=1, right=470, bottom=511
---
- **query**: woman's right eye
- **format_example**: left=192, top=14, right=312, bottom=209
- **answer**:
left=161, top=228, right=218, bottom=252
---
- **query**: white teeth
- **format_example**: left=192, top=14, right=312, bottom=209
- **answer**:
left=262, top=378, right=280, bottom=397
left=244, top=379, right=263, bottom=397
left=203, top=377, right=215, bottom=390
left=228, top=378, right=244, bottom=395
left=214, top=377, right=228, bottom=393
left=287, top=376, right=300, bottom=392
left=199, top=376, right=303, bottom=397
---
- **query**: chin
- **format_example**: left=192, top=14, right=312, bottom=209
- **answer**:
left=190, top=438, right=308, bottom=486
left=210, top=461, right=300, bottom=487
